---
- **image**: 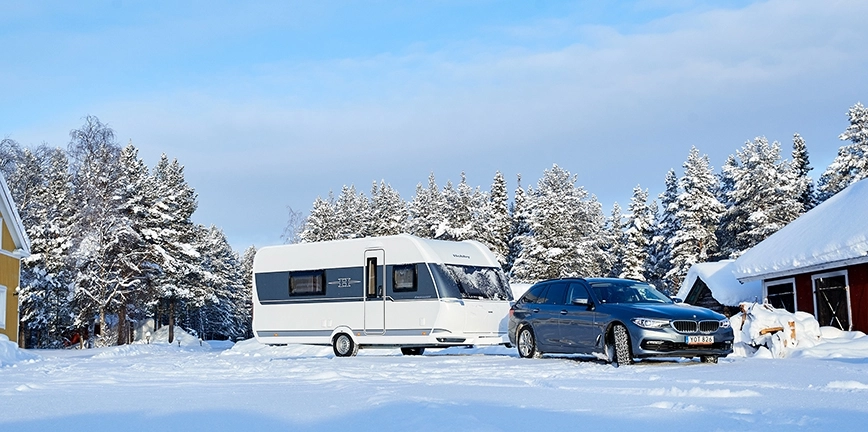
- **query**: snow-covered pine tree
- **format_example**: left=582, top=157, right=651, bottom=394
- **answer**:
left=620, top=186, right=653, bottom=281
left=818, top=102, right=868, bottom=201
left=792, top=133, right=816, bottom=211
left=334, top=185, right=369, bottom=239
left=368, top=180, right=408, bottom=236
left=195, top=225, right=244, bottom=340
left=604, top=202, right=625, bottom=278
left=149, top=154, right=203, bottom=344
left=647, top=169, right=680, bottom=293
left=506, top=175, right=530, bottom=275
left=437, top=174, right=479, bottom=241
left=510, top=164, right=606, bottom=282
left=18, top=147, right=76, bottom=347
left=237, top=245, right=256, bottom=338
left=407, top=173, right=444, bottom=239
left=666, top=147, right=724, bottom=287
left=478, top=171, right=511, bottom=269
left=719, top=137, right=802, bottom=257
left=299, top=192, right=337, bottom=243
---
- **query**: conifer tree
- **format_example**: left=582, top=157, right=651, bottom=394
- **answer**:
left=621, top=186, right=653, bottom=281
left=648, top=169, right=679, bottom=292
left=604, top=202, right=625, bottom=278
left=666, top=147, right=724, bottom=286
left=478, top=171, right=511, bottom=268
left=792, top=133, right=815, bottom=211
left=299, top=192, right=337, bottom=242
left=368, top=180, right=408, bottom=236
left=407, top=173, right=444, bottom=238
left=818, top=102, right=868, bottom=201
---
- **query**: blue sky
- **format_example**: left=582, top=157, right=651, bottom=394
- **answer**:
left=2, top=0, right=866, bottom=251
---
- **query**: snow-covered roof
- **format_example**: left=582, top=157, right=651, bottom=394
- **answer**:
left=733, top=178, right=868, bottom=282
left=0, top=173, right=30, bottom=257
left=676, top=260, right=762, bottom=306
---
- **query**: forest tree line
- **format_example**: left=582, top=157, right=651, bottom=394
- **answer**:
left=1, top=116, right=255, bottom=349
left=294, top=102, right=868, bottom=295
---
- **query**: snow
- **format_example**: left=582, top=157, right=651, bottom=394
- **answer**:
left=4, top=333, right=868, bottom=431
left=0, top=334, right=38, bottom=366
left=676, top=260, right=762, bottom=305
left=733, top=178, right=868, bottom=281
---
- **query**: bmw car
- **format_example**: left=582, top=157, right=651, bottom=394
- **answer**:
left=508, top=277, right=734, bottom=364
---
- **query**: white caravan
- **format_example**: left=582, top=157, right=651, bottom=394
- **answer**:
left=252, top=234, right=513, bottom=356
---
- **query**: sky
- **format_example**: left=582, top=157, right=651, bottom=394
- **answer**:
left=2, top=0, right=867, bottom=252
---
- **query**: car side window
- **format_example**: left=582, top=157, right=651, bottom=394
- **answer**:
left=521, top=284, right=546, bottom=304
left=567, top=283, right=590, bottom=304
left=542, top=283, right=567, bottom=305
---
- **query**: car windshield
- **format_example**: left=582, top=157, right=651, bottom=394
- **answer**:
left=589, top=280, right=672, bottom=304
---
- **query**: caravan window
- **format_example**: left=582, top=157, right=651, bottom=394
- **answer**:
left=290, top=270, right=326, bottom=296
left=393, top=265, right=417, bottom=292
left=431, top=264, right=513, bottom=301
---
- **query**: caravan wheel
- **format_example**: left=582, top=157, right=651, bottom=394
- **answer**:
left=400, top=347, right=425, bottom=356
left=333, top=333, right=358, bottom=357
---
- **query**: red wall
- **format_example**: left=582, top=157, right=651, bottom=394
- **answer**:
left=791, top=263, right=868, bottom=333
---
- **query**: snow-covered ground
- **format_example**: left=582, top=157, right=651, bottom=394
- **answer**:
left=3, top=330, right=868, bottom=431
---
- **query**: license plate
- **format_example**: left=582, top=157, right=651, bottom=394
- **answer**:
left=687, top=335, right=714, bottom=345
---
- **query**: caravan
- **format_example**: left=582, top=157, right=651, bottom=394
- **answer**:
left=252, top=234, right=513, bottom=356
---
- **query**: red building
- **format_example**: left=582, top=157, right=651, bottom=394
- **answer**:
left=733, top=179, right=868, bottom=333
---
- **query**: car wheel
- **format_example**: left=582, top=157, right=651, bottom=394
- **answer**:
left=700, top=355, right=718, bottom=364
left=400, top=347, right=425, bottom=356
left=333, top=333, right=358, bottom=357
left=517, top=326, right=542, bottom=359
left=612, top=324, right=634, bottom=366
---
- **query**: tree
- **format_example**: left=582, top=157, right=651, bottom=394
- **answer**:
left=818, top=102, right=868, bottom=200
left=621, top=186, right=653, bottom=281
left=237, top=245, right=256, bottom=339
left=478, top=171, right=511, bottom=268
left=648, top=169, right=680, bottom=294
left=506, top=175, right=530, bottom=275
left=407, top=173, right=444, bottom=238
left=718, top=137, right=802, bottom=257
left=299, top=192, right=337, bottom=243
left=666, top=147, right=724, bottom=286
left=334, top=185, right=369, bottom=239
left=792, top=133, right=815, bottom=211
left=368, top=181, right=407, bottom=236
left=604, top=202, right=625, bottom=278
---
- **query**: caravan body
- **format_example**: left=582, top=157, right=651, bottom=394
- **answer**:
left=252, top=234, right=513, bottom=356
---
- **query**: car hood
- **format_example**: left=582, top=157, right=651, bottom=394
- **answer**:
left=602, top=303, right=725, bottom=320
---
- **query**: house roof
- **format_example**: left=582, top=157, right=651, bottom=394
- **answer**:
left=0, top=173, right=30, bottom=257
left=676, top=260, right=762, bottom=305
left=733, top=178, right=868, bottom=282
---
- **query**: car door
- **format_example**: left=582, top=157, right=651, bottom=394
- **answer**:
left=559, top=281, right=598, bottom=353
left=536, top=282, right=568, bottom=350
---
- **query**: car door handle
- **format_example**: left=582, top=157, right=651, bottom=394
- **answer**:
left=532, top=308, right=540, bottom=313
left=560, top=310, right=568, bottom=315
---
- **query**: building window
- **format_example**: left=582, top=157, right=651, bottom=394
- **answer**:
left=812, top=270, right=851, bottom=331
left=0, top=285, right=6, bottom=329
left=764, top=278, right=796, bottom=313
left=393, top=264, right=417, bottom=292
left=290, top=270, right=325, bottom=296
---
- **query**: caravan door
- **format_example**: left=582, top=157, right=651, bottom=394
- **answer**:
left=364, top=249, right=386, bottom=334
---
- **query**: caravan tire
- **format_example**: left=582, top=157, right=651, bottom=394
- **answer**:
left=333, top=333, right=358, bottom=357
left=700, top=355, right=718, bottom=364
left=400, top=347, right=425, bottom=356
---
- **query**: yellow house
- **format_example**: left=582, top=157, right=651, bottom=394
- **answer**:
left=0, top=173, right=30, bottom=344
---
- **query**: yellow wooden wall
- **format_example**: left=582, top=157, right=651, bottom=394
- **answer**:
left=0, top=220, right=21, bottom=342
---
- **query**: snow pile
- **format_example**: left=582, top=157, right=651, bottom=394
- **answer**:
left=0, top=334, right=39, bottom=366
left=136, top=326, right=211, bottom=350
left=222, top=337, right=334, bottom=358
left=729, top=302, right=868, bottom=359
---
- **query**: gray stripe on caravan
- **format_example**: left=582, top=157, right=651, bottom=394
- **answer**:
left=257, top=330, right=334, bottom=337
left=259, top=297, right=366, bottom=305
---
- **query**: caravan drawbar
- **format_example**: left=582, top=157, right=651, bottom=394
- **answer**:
left=252, top=234, right=513, bottom=356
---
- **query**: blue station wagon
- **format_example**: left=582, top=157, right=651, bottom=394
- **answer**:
left=508, top=278, right=734, bottom=364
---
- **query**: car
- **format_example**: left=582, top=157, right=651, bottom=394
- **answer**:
left=508, top=277, right=734, bottom=364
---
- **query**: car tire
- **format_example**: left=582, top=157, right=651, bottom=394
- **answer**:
left=613, top=324, right=634, bottom=366
left=400, top=347, right=425, bottom=356
left=517, top=326, right=542, bottom=359
left=700, top=355, right=718, bottom=364
left=333, top=333, right=359, bottom=357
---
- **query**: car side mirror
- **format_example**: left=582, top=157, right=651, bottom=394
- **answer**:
left=572, top=298, right=589, bottom=306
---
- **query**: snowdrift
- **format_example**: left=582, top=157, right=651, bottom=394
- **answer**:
left=134, top=326, right=211, bottom=350
left=0, top=334, right=39, bottom=367
left=730, top=302, right=868, bottom=358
